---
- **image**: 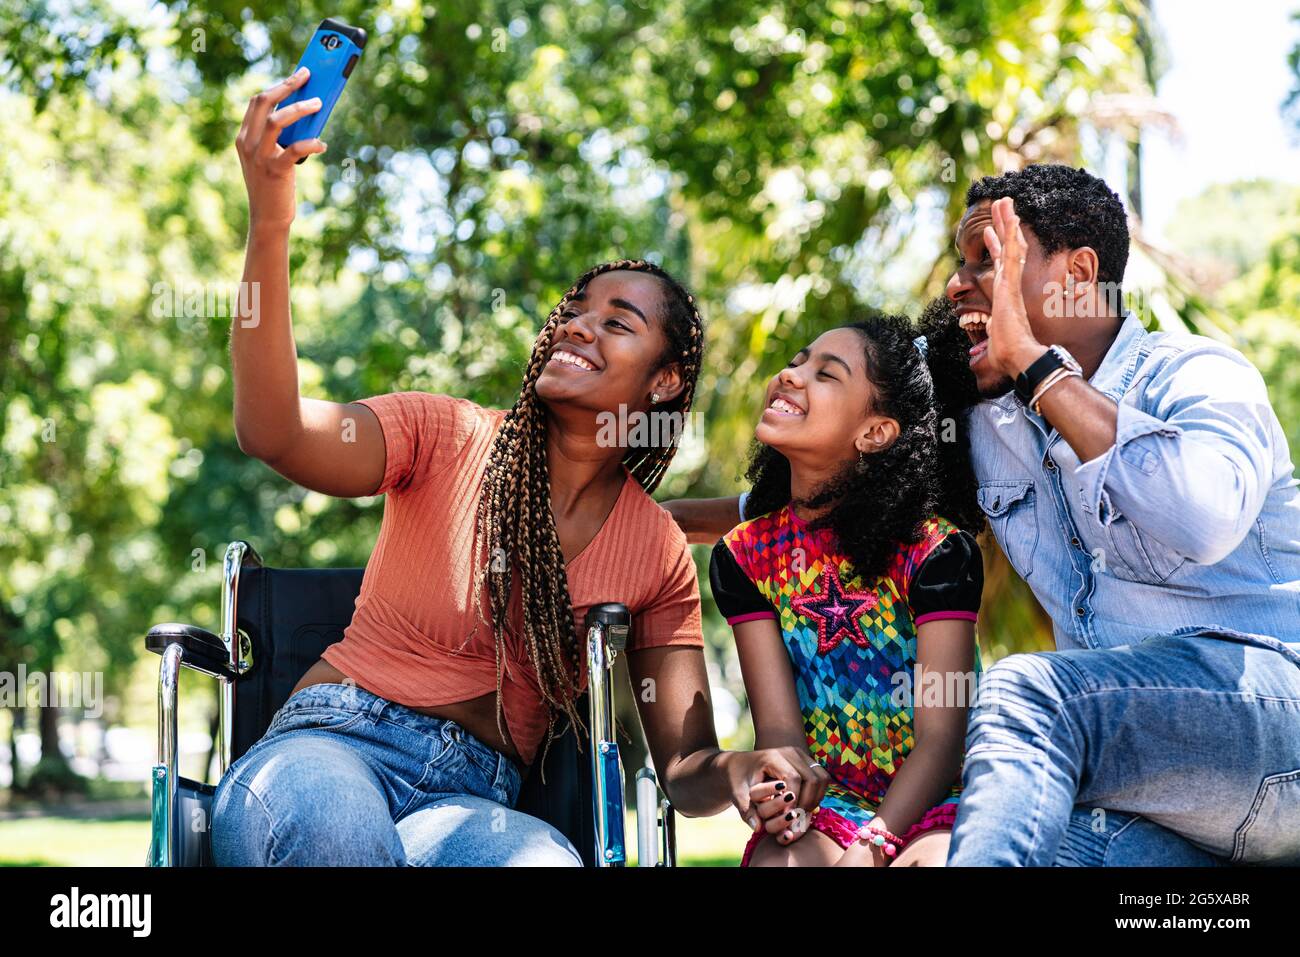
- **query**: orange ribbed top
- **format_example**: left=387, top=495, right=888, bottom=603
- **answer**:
left=320, top=391, right=703, bottom=766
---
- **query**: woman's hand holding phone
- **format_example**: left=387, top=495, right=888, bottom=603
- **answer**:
left=234, top=67, right=327, bottom=232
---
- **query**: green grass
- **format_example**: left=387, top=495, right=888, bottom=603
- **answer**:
left=0, top=807, right=749, bottom=867
left=627, top=810, right=748, bottom=867
left=0, top=814, right=151, bottom=867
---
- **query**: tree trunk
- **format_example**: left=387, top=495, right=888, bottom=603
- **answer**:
left=5, top=706, right=22, bottom=792
left=38, top=697, right=67, bottom=771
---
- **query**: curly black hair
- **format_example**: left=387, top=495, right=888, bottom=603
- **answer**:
left=916, top=295, right=983, bottom=531
left=966, top=164, right=1130, bottom=294
left=742, top=311, right=984, bottom=584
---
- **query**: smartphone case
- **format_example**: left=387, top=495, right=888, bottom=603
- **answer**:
left=276, top=18, right=367, bottom=152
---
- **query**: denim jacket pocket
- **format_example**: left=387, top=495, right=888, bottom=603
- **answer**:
left=978, top=480, right=1037, bottom=579
left=1232, top=767, right=1300, bottom=865
left=1098, top=514, right=1187, bottom=585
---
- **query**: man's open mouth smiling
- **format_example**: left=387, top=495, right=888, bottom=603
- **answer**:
left=958, top=309, right=991, bottom=367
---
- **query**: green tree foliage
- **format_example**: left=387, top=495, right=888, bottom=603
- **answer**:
left=1166, top=179, right=1300, bottom=279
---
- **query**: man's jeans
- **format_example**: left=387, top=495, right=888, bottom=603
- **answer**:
left=949, top=628, right=1300, bottom=866
left=210, top=682, right=582, bottom=866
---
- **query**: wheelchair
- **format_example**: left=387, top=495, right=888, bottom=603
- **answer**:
left=145, top=541, right=678, bottom=867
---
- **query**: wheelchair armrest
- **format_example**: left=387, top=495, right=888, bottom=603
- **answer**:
left=146, top=623, right=236, bottom=679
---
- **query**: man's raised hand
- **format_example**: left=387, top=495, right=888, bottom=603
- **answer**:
left=983, top=196, right=1044, bottom=379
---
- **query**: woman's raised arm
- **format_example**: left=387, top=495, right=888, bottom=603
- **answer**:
left=230, top=67, right=385, bottom=498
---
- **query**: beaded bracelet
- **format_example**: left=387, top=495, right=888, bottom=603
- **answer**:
left=855, top=821, right=905, bottom=859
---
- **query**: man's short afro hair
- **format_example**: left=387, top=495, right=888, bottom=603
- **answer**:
left=965, top=164, right=1129, bottom=289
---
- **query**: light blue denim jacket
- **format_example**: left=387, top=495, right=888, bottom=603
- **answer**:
left=968, top=312, right=1300, bottom=652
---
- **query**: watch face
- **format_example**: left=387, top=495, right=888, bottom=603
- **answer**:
left=1052, top=346, right=1082, bottom=372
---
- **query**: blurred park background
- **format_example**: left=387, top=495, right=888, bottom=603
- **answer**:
left=2, top=0, right=1299, bottom=865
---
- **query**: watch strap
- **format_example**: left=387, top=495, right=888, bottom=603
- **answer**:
left=1014, top=347, right=1063, bottom=405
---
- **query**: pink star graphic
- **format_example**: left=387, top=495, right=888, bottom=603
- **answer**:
left=791, top=565, right=879, bottom=655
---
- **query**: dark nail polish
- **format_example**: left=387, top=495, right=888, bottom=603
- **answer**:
left=785, top=811, right=794, bottom=821
left=783, top=792, right=794, bottom=802
left=774, top=782, right=786, bottom=791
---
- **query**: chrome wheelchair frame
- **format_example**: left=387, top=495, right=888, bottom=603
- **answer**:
left=147, top=541, right=677, bottom=867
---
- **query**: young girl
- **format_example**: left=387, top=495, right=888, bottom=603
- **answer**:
left=709, top=309, right=986, bottom=867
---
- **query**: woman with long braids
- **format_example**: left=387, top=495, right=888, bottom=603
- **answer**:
left=211, top=69, right=804, bottom=865
left=677, top=303, right=988, bottom=866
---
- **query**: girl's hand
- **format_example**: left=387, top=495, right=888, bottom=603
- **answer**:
left=748, top=778, right=810, bottom=845
left=728, top=747, right=831, bottom=843
left=235, top=67, right=328, bottom=232
left=983, top=196, right=1046, bottom=380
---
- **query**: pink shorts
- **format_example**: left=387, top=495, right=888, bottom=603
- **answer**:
left=740, top=801, right=958, bottom=867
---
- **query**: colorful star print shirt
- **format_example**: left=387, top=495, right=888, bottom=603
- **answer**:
left=709, top=506, right=983, bottom=834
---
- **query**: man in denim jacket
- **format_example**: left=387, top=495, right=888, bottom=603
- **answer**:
left=663, top=163, right=1300, bottom=865
left=942, top=164, right=1300, bottom=865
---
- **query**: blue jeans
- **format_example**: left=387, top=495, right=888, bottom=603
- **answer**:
left=210, top=682, right=583, bottom=866
left=948, top=628, right=1300, bottom=866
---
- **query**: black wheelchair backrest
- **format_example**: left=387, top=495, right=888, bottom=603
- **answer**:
left=230, top=563, right=597, bottom=865
left=231, top=565, right=366, bottom=762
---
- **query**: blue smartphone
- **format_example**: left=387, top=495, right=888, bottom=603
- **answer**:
left=277, top=18, right=367, bottom=161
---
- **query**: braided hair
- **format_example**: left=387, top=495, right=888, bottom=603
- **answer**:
left=743, top=312, right=983, bottom=585
left=473, top=259, right=705, bottom=762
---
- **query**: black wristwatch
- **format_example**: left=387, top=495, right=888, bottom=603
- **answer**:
left=1014, top=345, right=1082, bottom=407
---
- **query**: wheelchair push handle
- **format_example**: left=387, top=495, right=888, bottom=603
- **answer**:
left=584, top=602, right=629, bottom=652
